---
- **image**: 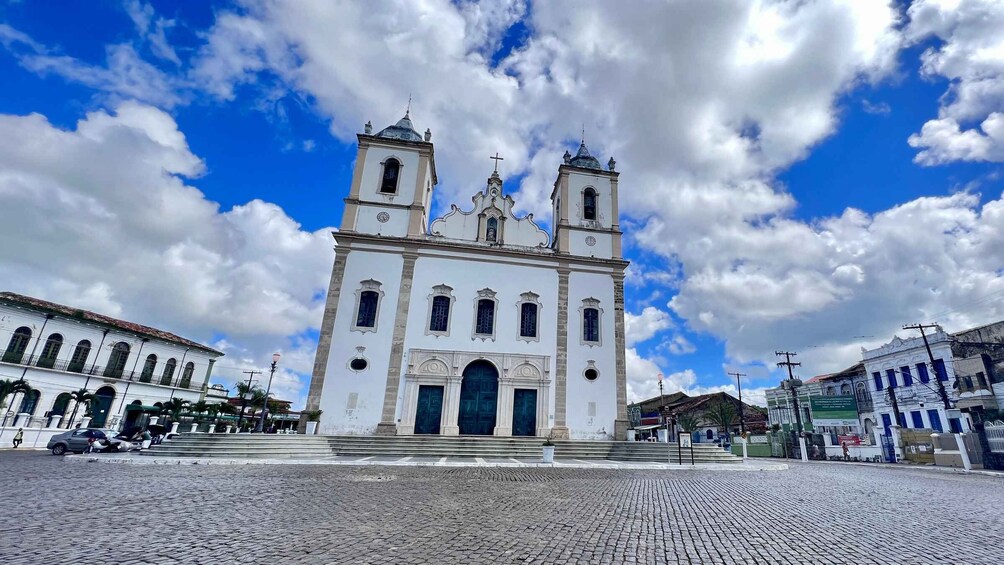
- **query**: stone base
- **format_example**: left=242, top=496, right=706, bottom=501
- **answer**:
left=442, top=425, right=459, bottom=436
left=374, top=422, right=399, bottom=436
left=614, top=419, right=629, bottom=441
left=296, top=413, right=310, bottom=434
left=549, top=426, right=569, bottom=440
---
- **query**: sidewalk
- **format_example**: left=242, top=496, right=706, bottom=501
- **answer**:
left=65, top=452, right=790, bottom=471
left=796, top=458, right=1004, bottom=479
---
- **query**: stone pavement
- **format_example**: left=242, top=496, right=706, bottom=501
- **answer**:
left=1, top=451, right=1003, bottom=564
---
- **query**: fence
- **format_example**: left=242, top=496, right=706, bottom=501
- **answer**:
left=987, top=421, right=1004, bottom=454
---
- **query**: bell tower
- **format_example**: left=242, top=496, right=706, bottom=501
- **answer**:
left=340, top=111, right=438, bottom=237
left=550, top=141, right=621, bottom=259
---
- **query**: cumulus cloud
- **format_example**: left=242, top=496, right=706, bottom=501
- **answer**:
left=0, top=103, right=334, bottom=403
left=625, top=306, right=673, bottom=347
left=906, top=0, right=1004, bottom=164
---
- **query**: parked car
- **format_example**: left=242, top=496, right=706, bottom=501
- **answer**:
left=47, top=429, right=108, bottom=455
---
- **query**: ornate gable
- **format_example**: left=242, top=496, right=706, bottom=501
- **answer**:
left=430, top=170, right=550, bottom=249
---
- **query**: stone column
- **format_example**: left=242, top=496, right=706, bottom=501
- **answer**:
left=551, top=266, right=570, bottom=439
left=302, top=249, right=351, bottom=432
left=14, top=413, right=31, bottom=427
left=397, top=376, right=418, bottom=435
left=376, top=252, right=419, bottom=435
left=494, top=381, right=513, bottom=437
left=612, top=272, right=629, bottom=440
left=536, top=381, right=551, bottom=438
left=49, top=415, right=63, bottom=429
left=441, top=376, right=462, bottom=436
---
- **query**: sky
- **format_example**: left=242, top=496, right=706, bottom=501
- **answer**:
left=1, top=0, right=1003, bottom=409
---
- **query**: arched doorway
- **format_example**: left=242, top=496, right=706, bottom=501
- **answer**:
left=458, top=360, right=498, bottom=435
left=124, top=399, right=144, bottom=429
left=90, top=386, right=116, bottom=428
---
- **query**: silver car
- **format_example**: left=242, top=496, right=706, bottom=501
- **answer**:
left=47, top=428, right=108, bottom=455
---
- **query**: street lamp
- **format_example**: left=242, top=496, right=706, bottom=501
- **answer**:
left=255, top=353, right=280, bottom=433
left=657, top=373, right=666, bottom=442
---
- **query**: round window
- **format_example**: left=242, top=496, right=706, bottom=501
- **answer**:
left=350, top=358, right=368, bottom=371
left=584, top=368, right=598, bottom=381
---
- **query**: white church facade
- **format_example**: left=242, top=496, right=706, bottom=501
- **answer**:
left=306, top=112, right=629, bottom=440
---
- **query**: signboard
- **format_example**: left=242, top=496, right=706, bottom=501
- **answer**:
left=808, top=395, right=859, bottom=427
left=748, top=435, right=768, bottom=444
left=679, top=434, right=692, bottom=448
left=837, top=434, right=861, bottom=446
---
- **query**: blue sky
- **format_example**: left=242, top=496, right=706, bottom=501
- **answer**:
left=2, top=1, right=1003, bottom=407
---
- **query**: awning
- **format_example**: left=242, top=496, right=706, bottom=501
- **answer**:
left=633, top=424, right=661, bottom=431
left=125, top=405, right=162, bottom=413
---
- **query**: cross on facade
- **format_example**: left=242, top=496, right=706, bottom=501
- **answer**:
left=490, top=152, right=504, bottom=172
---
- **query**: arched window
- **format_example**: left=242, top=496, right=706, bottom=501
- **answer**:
left=583, top=188, right=597, bottom=220
left=520, top=303, right=538, bottom=339
left=486, top=217, right=499, bottom=242
left=380, top=158, right=400, bottom=193
left=68, top=340, right=91, bottom=373
left=475, top=299, right=495, bottom=335
left=161, top=358, right=177, bottom=386
left=855, top=382, right=866, bottom=402
left=51, top=393, right=72, bottom=416
left=429, top=295, right=451, bottom=333
left=706, top=429, right=714, bottom=440
left=583, top=308, right=600, bottom=343
left=3, top=326, right=32, bottom=364
left=180, top=362, right=195, bottom=388
left=91, top=386, right=116, bottom=427
left=356, top=291, right=379, bottom=328
left=37, top=333, right=63, bottom=369
left=140, top=354, right=157, bottom=383
left=103, top=342, right=131, bottom=378
left=840, top=383, right=851, bottom=395
left=825, top=386, right=836, bottom=396
left=19, top=389, right=40, bottom=415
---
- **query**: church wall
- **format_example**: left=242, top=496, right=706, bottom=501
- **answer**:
left=355, top=206, right=410, bottom=237
left=565, top=270, right=619, bottom=439
left=399, top=255, right=560, bottom=426
left=568, top=230, right=613, bottom=259
left=357, top=145, right=422, bottom=204
left=318, top=249, right=405, bottom=434
left=567, top=174, right=613, bottom=229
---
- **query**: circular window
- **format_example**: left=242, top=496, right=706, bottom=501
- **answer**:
left=349, top=358, right=368, bottom=371
left=584, top=368, right=598, bottom=381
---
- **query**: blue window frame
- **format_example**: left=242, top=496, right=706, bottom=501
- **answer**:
left=899, top=412, right=907, bottom=427
left=583, top=308, right=600, bottom=343
left=356, top=291, right=379, bottom=328
left=873, top=372, right=883, bottom=391
left=519, top=303, right=538, bottom=338
left=949, top=418, right=963, bottom=433
left=933, top=359, right=948, bottom=382
left=886, top=369, right=897, bottom=388
left=927, top=409, right=943, bottom=433
left=475, top=299, right=495, bottom=335
left=900, top=366, right=913, bottom=386
left=917, top=363, right=930, bottom=383
left=910, top=411, right=923, bottom=428
left=429, top=295, right=450, bottom=333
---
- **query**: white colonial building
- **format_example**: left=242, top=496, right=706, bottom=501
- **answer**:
left=306, top=112, right=630, bottom=439
left=861, top=327, right=966, bottom=437
left=0, top=292, right=223, bottom=438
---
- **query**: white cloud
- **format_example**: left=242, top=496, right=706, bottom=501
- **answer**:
left=906, top=0, right=1004, bottom=163
left=0, top=102, right=334, bottom=406
left=624, top=306, right=673, bottom=347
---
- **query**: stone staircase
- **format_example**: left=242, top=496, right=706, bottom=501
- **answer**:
left=144, top=434, right=741, bottom=463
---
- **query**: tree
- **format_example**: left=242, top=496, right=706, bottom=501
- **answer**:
left=676, top=412, right=699, bottom=435
left=703, top=400, right=738, bottom=439
left=189, top=400, right=210, bottom=419
left=161, top=399, right=190, bottom=422
left=67, top=388, right=95, bottom=428
left=0, top=379, right=31, bottom=410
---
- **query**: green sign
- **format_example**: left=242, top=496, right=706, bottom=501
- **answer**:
left=809, top=395, right=859, bottom=426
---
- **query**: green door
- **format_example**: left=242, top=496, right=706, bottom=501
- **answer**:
left=512, top=389, right=537, bottom=437
left=415, top=386, right=444, bottom=435
left=458, top=361, right=498, bottom=435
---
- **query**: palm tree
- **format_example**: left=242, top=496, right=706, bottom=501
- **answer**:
left=66, top=388, right=95, bottom=428
left=189, top=400, right=210, bottom=419
left=234, top=381, right=262, bottom=429
left=703, top=400, right=738, bottom=441
left=161, top=399, right=190, bottom=423
left=676, top=412, right=699, bottom=435
left=0, top=379, right=32, bottom=427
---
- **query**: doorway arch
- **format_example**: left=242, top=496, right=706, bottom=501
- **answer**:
left=458, top=360, right=498, bottom=435
left=91, top=386, right=116, bottom=428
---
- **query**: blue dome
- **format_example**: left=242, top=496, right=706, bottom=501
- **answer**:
left=375, top=113, right=423, bottom=141
left=568, top=141, right=601, bottom=170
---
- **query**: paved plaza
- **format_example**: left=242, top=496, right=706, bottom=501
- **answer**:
left=1, top=451, right=1002, bottom=564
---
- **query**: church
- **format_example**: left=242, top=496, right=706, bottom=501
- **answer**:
left=305, top=111, right=629, bottom=440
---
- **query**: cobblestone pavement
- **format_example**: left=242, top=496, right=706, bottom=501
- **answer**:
left=1, top=451, right=1002, bottom=564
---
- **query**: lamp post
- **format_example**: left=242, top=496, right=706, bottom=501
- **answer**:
left=657, top=373, right=666, bottom=442
left=255, top=353, right=280, bottom=433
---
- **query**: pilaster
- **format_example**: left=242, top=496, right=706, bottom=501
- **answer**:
left=375, top=251, right=419, bottom=435
left=302, top=247, right=349, bottom=432
left=551, top=266, right=571, bottom=439
left=613, top=272, right=629, bottom=440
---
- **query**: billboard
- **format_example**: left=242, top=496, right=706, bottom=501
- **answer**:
left=809, top=395, right=859, bottom=427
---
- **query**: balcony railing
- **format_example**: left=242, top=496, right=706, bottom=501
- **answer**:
left=0, top=354, right=203, bottom=390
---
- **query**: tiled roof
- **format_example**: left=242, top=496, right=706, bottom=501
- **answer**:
left=0, top=292, right=224, bottom=356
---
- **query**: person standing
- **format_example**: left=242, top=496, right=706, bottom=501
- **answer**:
left=12, top=428, right=24, bottom=448
left=841, top=441, right=850, bottom=461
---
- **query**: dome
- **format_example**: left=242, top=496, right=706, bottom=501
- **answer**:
left=567, top=141, right=602, bottom=170
left=375, top=112, right=424, bottom=142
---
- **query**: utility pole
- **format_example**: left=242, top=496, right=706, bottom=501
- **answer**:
left=776, top=351, right=805, bottom=460
left=727, top=371, right=747, bottom=435
left=237, top=370, right=260, bottom=430
left=903, top=324, right=952, bottom=410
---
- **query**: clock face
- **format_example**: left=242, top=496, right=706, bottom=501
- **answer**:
left=585, top=236, right=597, bottom=247
left=490, top=188, right=498, bottom=197
left=376, top=212, right=390, bottom=223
